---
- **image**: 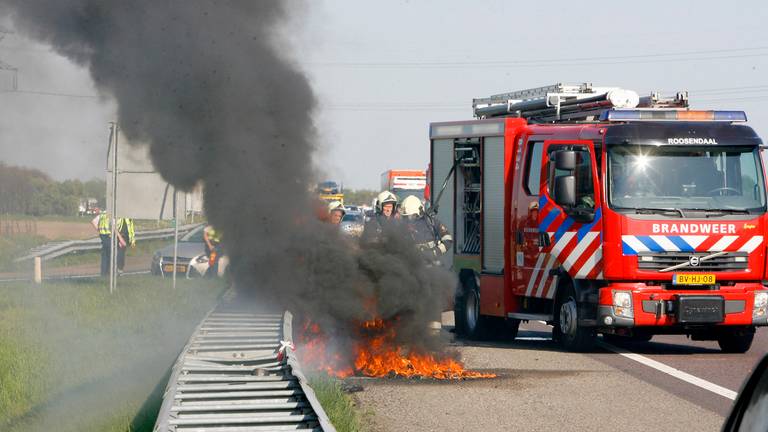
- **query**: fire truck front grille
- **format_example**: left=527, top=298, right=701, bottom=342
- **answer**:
left=637, top=252, right=748, bottom=272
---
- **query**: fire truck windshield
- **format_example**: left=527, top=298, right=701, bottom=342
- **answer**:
left=608, top=145, right=767, bottom=214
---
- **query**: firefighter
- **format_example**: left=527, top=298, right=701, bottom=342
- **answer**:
left=361, top=191, right=399, bottom=244
left=115, top=218, right=136, bottom=273
left=203, top=224, right=222, bottom=278
left=91, top=209, right=112, bottom=276
left=400, top=195, right=453, bottom=262
left=327, top=200, right=346, bottom=225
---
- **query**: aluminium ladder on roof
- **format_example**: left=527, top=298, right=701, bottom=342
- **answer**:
left=154, top=291, right=335, bottom=432
left=472, top=82, right=689, bottom=122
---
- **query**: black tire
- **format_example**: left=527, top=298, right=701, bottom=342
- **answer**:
left=453, top=272, right=492, bottom=340
left=554, top=282, right=596, bottom=352
left=717, top=327, right=755, bottom=353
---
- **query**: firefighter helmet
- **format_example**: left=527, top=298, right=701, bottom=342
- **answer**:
left=400, top=195, right=424, bottom=218
left=327, top=200, right=346, bottom=216
left=375, top=191, right=398, bottom=213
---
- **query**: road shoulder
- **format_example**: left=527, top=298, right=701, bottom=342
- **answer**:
left=353, top=325, right=724, bottom=431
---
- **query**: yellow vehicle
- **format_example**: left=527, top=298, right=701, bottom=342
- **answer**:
left=317, top=180, right=344, bottom=205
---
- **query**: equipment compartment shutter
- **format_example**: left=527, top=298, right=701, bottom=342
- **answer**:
left=483, top=137, right=504, bottom=272
left=432, top=138, right=454, bottom=268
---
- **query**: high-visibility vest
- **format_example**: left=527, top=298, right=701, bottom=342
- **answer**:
left=117, top=218, right=136, bottom=245
left=205, top=226, right=222, bottom=244
left=98, top=213, right=111, bottom=235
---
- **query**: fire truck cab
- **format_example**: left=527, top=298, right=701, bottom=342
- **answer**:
left=430, top=83, right=768, bottom=352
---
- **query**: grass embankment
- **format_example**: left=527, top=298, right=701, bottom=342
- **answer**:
left=0, top=276, right=226, bottom=431
left=0, top=234, right=48, bottom=272
left=309, top=376, right=367, bottom=432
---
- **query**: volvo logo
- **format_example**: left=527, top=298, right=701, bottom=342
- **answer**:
left=689, top=256, right=700, bottom=267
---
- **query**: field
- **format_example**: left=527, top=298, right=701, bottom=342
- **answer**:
left=0, top=215, right=202, bottom=241
left=0, top=276, right=227, bottom=431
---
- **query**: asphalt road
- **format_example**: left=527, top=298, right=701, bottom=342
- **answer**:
left=352, top=313, right=767, bottom=431
left=517, top=320, right=767, bottom=417
left=588, top=326, right=768, bottom=417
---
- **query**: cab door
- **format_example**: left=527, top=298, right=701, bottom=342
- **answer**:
left=534, top=140, right=603, bottom=297
left=510, top=138, right=544, bottom=297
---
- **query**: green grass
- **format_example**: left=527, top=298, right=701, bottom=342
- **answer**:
left=309, top=375, right=367, bottom=432
left=0, top=276, right=227, bottom=431
left=0, top=234, right=48, bottom=272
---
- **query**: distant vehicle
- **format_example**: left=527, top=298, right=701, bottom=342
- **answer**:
left=78, top=198, right=100, bottom=216
left=150, top=226, right=227, bottom=277
left=317, top=180, right=344, bottom=204
left=364, top=208, right=375, bottom=222
left=381, top=169, right=427, bottom=202
left=345, top=205, right=360, bottom=213
left=340, top=211, right=364, bottom=237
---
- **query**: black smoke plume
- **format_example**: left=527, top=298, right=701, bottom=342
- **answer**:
left=1, top=1, right=455, bottom=365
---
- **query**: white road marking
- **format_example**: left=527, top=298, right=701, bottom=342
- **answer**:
left=519, top=324, right=738, bottom=400
left=598, top=341, right=737, bottom=400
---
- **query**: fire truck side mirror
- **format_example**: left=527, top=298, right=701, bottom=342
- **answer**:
left=555, top=150, right=577, bottom=171
left=554, top=175, right=576, bottom=207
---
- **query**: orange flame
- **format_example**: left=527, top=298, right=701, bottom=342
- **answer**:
left=298, top=318, right=494, bottom=380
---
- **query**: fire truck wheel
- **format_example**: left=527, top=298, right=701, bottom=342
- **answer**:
left=555, top=284, right=596, bottom=352
left=454, top=272, right=491, bottom=340
left=717, top=327, right=755, bottom=353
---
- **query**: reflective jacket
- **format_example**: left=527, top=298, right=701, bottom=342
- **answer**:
left=117, top=218, right=136, bottom=246
left=97, top=213, right=111, bottom=235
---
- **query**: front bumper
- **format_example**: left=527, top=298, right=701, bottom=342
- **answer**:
left=596, top=282, right=768, bottom=328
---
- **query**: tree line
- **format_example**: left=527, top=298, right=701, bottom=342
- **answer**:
left=0, top=162, right=105, bottom=216
left=343, top=189, right=378, bottom=206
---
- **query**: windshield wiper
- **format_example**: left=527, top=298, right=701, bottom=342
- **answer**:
left=624, top=207, right=685, bottom=217
left=680, top=208, right=752, bottom=218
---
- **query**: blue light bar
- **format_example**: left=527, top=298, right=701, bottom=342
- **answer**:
left=600, top=110, right=747, bottom=122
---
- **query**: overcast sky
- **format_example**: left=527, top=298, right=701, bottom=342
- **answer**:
left=1, top=0, right=767, bottom=189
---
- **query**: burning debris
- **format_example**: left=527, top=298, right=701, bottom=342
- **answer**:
left=299, top=316, right=495, bottom=380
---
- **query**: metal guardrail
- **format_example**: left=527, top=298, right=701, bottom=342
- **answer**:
left=154, top=291, right=335, bottom=431
left=14, top=223, right=204, bottom=262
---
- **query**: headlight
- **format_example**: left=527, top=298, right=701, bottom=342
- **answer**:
left=613, top=291, right=634, bottom=318
left=754, top=292, right=768, bottom=319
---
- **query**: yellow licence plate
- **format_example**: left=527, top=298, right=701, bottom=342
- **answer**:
left=673, top=273, right=716, bottom=285
left=163, top=264, right=187, bottom=273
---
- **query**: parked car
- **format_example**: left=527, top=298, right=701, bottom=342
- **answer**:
left=340, top=211, right=364, bottom=237
left=150, top=225, right=227, bottom=277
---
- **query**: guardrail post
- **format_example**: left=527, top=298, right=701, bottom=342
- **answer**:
left=33, top=256, right=42, bottom=284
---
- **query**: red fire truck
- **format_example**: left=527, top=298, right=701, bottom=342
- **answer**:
left=430, top=83, right=767, bottom=352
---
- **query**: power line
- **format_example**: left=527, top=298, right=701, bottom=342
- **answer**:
left=1, top=89, right=100, bottom=99
left=324, top=84, right=768, bottom=110
left=308, top=46, right=768, bottom=69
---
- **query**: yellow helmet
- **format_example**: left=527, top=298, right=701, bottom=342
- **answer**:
left=400, top=195, right=424, bottom=218
left=327, top=201, right=346, bottom=216
left=375, top=191, right=398, bottom=213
